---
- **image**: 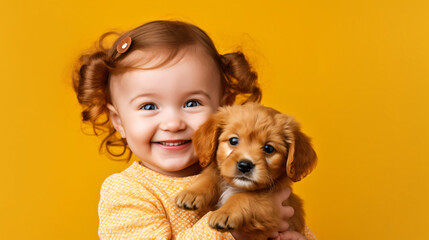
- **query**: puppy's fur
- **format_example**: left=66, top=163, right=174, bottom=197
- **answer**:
left=175, top=103, right=317, bottom=238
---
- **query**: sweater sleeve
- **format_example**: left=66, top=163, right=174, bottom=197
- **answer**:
left=176, top=212, right=235, bottom=240
left=304, top=225, right=317, bottom=240
left=98, top=174, right=172, bottom=240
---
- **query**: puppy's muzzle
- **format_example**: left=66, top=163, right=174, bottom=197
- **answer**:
left=237, top=160, right=255, bottom=173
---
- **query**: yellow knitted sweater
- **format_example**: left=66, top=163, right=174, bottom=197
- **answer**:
left=98, top=161, right=316, bottom=240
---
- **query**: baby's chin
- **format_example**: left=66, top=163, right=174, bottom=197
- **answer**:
left=162, top=161, right=201, bottom=177
left=156, top=156, right=201, bottom=177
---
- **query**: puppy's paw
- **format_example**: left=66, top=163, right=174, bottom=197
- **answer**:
left=209, top=210, right=243, bottom=232
left=175, top=190, right=207, bottom=211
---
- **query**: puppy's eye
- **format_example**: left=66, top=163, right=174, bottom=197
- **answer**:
left=263, top=144, right=275, bottom=154
left=229, top=137, right=239, bottom=146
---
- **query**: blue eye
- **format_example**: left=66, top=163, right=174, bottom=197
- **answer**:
left=229, top=137, right=239, bottom=146
left=184, top=100, right=201, bottom=108
left=263, top=144, right=275, bottom=154
left=140, top=103, right=158, bottom=110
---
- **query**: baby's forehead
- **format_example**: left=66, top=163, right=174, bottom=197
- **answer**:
left=108, top=44, right=223, bottom=106
left=117, top=49, right=177, bottom=69
left=116, top=44, right=211, bottom=70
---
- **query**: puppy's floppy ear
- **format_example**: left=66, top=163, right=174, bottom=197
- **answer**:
left=192, top=114, right=222, bottom=167
left=280, top=114, right=317, bottom=182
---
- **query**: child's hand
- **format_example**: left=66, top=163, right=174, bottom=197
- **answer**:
left=270, top=188, right=309, bottom=240
left=266, top=187, right=299, bottom=240
left=231, top=187, right=306, bottom=240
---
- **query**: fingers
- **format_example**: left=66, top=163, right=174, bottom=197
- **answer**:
left=274, top=188, right=294, bottom=233
left=267, top=231, right=280, bottom=239
left=270, top=187, right=301, bottom=240
left=277, top=219, right=290, bottom=232
left=274, top=187, right=291, bottom=205
left=279, top=231, right=308, bottom=240
left=274, top=187, right=294, bottom=220
left=280, top=205, right=294, bottom=220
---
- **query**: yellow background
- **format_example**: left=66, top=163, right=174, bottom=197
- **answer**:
left=1, top=0, right=428, bottom=239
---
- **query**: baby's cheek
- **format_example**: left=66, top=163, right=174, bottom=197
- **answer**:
left=126, top=121, right=156, bottom=148
left=189, top=113, right=212, bottom=131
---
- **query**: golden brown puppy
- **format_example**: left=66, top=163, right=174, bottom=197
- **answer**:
left=175, top=103, right=317, bottom=239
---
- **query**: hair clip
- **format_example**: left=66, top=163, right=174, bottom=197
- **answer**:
left=117, top=36, right=132, bottom=53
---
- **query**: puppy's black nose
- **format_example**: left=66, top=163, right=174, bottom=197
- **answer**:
left=237, top=160, right=254, bottom=173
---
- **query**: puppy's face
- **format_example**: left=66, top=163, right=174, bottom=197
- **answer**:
left=216, top=106, right=289, bottom=190
left=193, top=103, right=317, bottom=191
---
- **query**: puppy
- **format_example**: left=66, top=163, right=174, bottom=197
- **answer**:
left=175, top=103, right=317, bottom=238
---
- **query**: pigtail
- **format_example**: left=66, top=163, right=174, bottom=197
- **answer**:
left=220, top=52, right=262, bottom=105
left=74, top=51, right=109, bottom=122
left=72, top=32, right=132, bottom=161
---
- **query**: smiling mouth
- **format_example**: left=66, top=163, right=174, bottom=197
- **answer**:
left=158, top=140, right=191, bottom=146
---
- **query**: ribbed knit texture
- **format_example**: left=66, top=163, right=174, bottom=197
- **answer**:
left=98, top=161, right=317, bottom=239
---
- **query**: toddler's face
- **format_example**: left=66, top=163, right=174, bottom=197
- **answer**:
left=108, top=46, right=222, bottom=177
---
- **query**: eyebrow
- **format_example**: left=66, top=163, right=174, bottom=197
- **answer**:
left=187, top=90, right=212, bottom=100
left=128, top=91, right=212, bottom=104
left=129, top=93, right=157, bottom=104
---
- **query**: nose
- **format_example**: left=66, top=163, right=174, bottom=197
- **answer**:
left=237, top=160, right=255, bottom=173
left=159, top=109, right=186, bottom=132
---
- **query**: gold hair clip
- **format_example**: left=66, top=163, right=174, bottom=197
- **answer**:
left=117, top=36, right=132, bottom=53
